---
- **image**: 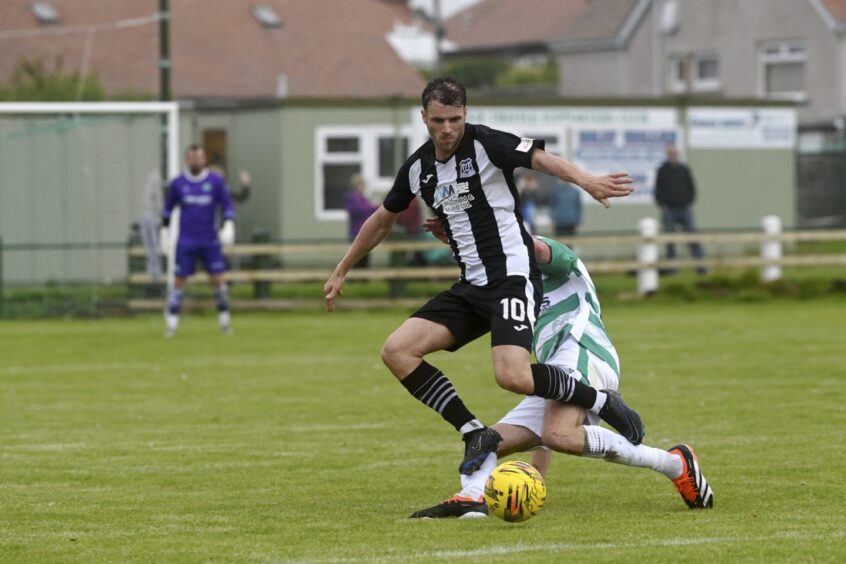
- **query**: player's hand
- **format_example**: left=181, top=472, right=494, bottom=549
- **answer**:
left=239, top=170, right=251, bottom=187
left=218, top=220, right=236, bottom=246
left=423, top=217, right=449, bottom=244
left=323, top=271, right=345, bottom=313
left=581, top=172, right=634, bottom=208
left=158, top=227, right=170, bottom=255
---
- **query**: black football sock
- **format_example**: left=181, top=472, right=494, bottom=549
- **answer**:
left=401, top=360, right=480, bottom=433
left=530, top=363, right=601, bottom=409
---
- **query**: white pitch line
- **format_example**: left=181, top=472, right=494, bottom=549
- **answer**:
left=290, top=530, right=846, bottom=564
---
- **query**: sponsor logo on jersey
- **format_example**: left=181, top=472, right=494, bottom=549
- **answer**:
left=183, top=194, right=213, bottom=205
left=433, top=181, right=469, bottom=207
left=513, top=324, right=529, bottom=331
left=516, top=137, right=534, bottom=152
left=433, top=181, right=475, bottom=214
left=421, top=173, right=435, bottom=185
left=458, top=157, right=475, bottom=179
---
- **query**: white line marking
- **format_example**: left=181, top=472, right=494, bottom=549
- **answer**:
left=290, top=531, right=846, bottom=564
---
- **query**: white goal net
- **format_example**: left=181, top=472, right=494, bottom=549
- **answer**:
left=0, top=102, right=178, bottom=314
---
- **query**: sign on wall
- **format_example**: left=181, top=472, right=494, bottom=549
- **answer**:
left=687, top=108, right=796, bottom=149
left=571, top=128, right=680, bottom=205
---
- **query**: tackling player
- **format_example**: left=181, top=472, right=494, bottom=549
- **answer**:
left=160, top=145, right=236, bottom=337
left=410, top=235, right=714, bottom=518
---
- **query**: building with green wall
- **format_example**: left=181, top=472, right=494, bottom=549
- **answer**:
left=0, top=98, right=795, bottom=283
left=184, top=98, right=796, bottom=244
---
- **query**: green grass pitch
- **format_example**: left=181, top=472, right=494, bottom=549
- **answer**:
left=1, top=301, right=845, bottom=562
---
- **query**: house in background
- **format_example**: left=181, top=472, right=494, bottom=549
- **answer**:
left=440, top=0, right=591, bottom=95
left=549, top=0, right=846, bottom=226
left=551, top=0, right=846, bottom=124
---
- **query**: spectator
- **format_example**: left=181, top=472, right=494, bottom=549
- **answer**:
left=396, top=196, right=427, bottom=266
left=139, top=169, right=163, bottom=281
left=517, top=171, right=540, bottom=233
left=344, top=173, right=378, bottom=268
left=655, top=144, right=706, bottom=273
left=549, top=181, right=582, bottom=236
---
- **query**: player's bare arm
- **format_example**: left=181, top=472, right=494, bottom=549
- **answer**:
left=324, top=205, right=398, bottom=312
left=530, top=149, right=634, bottom=208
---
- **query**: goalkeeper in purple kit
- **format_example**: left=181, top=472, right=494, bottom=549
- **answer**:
left=160, top=145, right=236, bottom=337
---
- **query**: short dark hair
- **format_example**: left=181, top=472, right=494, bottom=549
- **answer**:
left=421, top=76, right=467, bottom=109
left=186, top=144, right=204, bottom=155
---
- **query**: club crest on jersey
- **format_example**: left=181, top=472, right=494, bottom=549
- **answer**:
left=433, top=181, right=473, bottom=213
left=202, top=182, right=212, bottom=192
left=458, top=157, right=475, bottom=179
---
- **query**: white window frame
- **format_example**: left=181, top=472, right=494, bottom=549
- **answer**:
left=758, top=40, right=807, bottom=102
left=314, top=125, right=412, bottom=221
left=669, top=53, right=720, bottom=93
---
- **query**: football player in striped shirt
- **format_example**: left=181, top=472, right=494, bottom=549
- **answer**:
left=410, top=235, right=713, bottom=518
left=324, top=77, right=641, bottom=477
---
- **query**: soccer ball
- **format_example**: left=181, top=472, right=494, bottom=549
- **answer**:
left=484, top=460, right=546, bottom=522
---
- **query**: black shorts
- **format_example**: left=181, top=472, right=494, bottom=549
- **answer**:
left=411, top=275, right=542, bottom=352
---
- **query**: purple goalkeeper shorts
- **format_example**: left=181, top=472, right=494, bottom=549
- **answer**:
left=174, top=240, right=226, bottom=277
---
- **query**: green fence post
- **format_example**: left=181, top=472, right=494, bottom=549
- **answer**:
left=252, top=228, right=272, bottom=299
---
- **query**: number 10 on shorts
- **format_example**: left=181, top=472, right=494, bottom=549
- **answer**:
left=500, top=298, right=526, bottom=321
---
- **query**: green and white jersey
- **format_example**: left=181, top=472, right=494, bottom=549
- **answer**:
left=532, top=237, right=620, bottom=378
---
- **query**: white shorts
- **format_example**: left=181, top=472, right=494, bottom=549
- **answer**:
left=497, top=336, right=620, bottom=437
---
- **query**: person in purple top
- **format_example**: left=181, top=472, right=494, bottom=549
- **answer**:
left=160, top=145, right=236, bottom=337
left=344, top=174, right=378, bottom=268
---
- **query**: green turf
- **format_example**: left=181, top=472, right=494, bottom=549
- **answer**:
left=1, top=301, right=845, bottom=562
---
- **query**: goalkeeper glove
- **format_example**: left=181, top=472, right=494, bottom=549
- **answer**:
left=159, top=226, right=170, bottom=255
left=218, top=219, right=236, bottom=246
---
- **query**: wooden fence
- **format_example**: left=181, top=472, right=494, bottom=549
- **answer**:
left=126, top=224, right=846, bottom=310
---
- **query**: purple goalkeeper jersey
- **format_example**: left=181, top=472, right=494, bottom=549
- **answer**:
left=162, top=169, right=235, bottom=243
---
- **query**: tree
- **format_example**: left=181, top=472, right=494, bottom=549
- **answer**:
left=0, top=58, right=105, bottom=101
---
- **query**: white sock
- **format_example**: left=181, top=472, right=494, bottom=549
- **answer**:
left=459, top=419, right=484, bottom=436
left=166, top=313, right=179, bottom=332
left=218, top=310, right=231, bottom=328
left=458, top=452, right=497, bottom=500
left=583, top=425, right=683, bottom=479
left=589, top=391, right=608, bottom=414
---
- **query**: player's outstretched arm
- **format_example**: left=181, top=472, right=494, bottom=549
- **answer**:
left=531, top=149, right=634, bottom=208
left=324, top=205, right=398, bottom=312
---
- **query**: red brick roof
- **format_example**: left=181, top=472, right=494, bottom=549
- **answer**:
left=444, top=0, right=590, bottom=53
left=0, top=0, right=426, bottom=99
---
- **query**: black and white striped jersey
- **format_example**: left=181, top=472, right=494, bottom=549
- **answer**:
left=384, top=123, right=544, bottom=287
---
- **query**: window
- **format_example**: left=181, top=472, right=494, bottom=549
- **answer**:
left=31, top=2, right=59, bottom=24
left=659, top=0, right=680, bottom=35
left=327, top=137, right=359, bottom=153
left=377, top=136, right=408, bottom=178
left=668, top=54, right=720, bottom=93
left=252, top=5, right=282, bottom=28
left=322, top=163, right=361, bottom=211
left=315, top=127, right=411, bottom=220
left=759, top=41, right=806, bottom=101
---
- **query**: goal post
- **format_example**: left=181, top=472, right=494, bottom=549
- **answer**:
left=0, top=101, right=181, bottom=313
left=0, top=102, right=179, bottom=177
